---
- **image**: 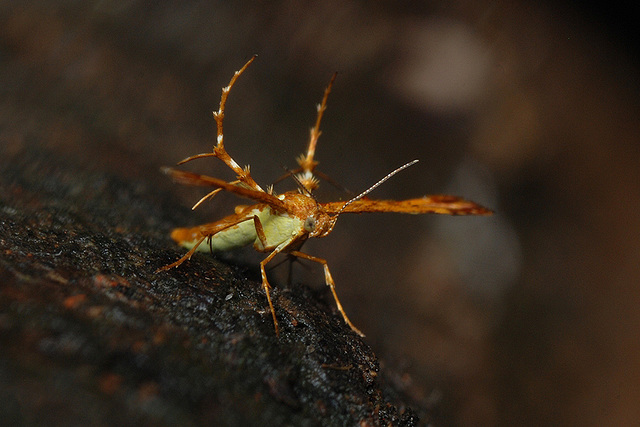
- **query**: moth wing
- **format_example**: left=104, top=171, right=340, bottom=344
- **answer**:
left=162, top=167, right=286, bottom=209
left=321, top=196, right=492, bottom=216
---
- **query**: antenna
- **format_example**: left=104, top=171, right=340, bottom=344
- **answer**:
left=333, top=159, right=419, bottom=217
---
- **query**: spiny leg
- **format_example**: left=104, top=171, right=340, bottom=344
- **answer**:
left=299, top=73, right=356, bottom=193
left=297, top=72, right=336, bottom=177
left=177, top=55, right=264, bottom=193
left=272, top=73, right=348, bottom=193
left=212, top=56, right=264, bottom=191
left=289, top=250, right=365, bottom=337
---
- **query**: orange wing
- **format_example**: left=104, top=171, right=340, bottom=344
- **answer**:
left=162, top=167, right=286, bottom=210
left=321, top=195, right=492, bottom=216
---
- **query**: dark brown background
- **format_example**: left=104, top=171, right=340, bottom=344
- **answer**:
left=1, top=1, right=639, bottom=425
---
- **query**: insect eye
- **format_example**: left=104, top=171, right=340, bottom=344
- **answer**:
left=304, top=216, right=316, bottom=232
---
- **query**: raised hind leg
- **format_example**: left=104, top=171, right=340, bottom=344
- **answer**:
left=176, top=56, right=265, bottom=195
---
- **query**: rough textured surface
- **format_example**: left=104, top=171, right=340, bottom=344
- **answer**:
left=3, top=1, right=640, bottom=425
left=0, top=146, right=423, bottom=425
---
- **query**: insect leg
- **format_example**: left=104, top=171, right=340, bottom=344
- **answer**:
left=288, top=250, right=365, bottom=337
left=271, top=73, right=354, bottom=194
left=156, top=236, right=207, bottom=272
left=252, top=214, right=294, bottom=308
left=191, top=186, right=227, bottom=210
left=259, top=247, right=286, bottom=336
left=296, top=72, right=336, bottom=176
left=256, top=234, right=308, bottom=336
left=211, top=57, right=264, bottom=193
left=252, top=215, right=268, bottom=250
left=157, top=215, right=256, bottom=272
left=175, top=56, right=264, bottom=194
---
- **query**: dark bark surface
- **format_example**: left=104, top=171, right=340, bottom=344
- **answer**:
left=0, top=145, right=423, bottom=426
left=5, top=1, right=639, bottom=425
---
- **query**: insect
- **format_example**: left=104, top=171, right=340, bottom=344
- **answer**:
left=158, top=56, right=492, bottom=337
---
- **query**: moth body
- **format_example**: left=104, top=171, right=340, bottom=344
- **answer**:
left=159, top=56, right=492, bottom=337
left=171, top=191, right=333, bottom=254
left=172, top=205, right=303, bottom=253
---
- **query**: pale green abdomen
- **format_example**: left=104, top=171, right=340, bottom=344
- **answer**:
left=181, top=207, right=304, bottom=253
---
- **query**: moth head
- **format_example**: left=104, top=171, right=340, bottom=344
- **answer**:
left=304, top=208, right=335, bottom=238
left=303, top=216, right=316, bottom=232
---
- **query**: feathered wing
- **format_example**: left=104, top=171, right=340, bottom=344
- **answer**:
left=321, top=195, right=493, bottom=216
left=162, top=167, right=286, bottom=210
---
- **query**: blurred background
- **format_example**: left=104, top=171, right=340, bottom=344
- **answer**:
left=1, top=1, right=638, bottom=425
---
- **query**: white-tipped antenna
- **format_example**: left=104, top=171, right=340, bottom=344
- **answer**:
left=334, top=159, right=419, bottom=217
